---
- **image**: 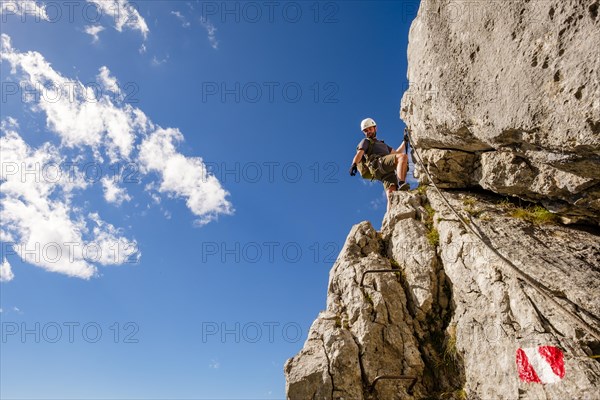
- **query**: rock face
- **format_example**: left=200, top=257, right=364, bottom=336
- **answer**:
left=400, top=0, right=600, bottom=223
left=285, top=1, right=600, bottom=396
left=284, top=191, right=600, bottom=399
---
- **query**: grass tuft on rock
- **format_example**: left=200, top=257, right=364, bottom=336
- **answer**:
left=422, top=203, right=440, bottom=246
left=427, top=228, right=440, bottom=246
left=509, top=205, right=558, bottom=224
left=497, top=197, right=558, bottom=224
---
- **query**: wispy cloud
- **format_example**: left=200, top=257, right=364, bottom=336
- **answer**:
left=369, top=191, right=387, bottom=211
left=86, top=0, right=149, bottom=39
left=0, top=258, right=14, bottom=282
left=97, top=66, right=122, bottom=98
left=200, top=17, right=219, bottom=49
left=151, top=55, right=169, bottom=66
left=171, top=11, right=190, bottom=28
left=1, top=35, right=140, bottom=162
left=101, top=177, right=132, bottom=205
left=209, top=359, right=220, bottom=369
left=138, top=128, right=233, bottom=225
left=84, top=25, right=105, bottom=43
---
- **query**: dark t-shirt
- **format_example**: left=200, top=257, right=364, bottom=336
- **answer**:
left=357, top=138, right=393, bottom=157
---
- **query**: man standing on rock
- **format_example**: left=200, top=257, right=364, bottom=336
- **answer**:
left=349, top=117, right=410, bottom=207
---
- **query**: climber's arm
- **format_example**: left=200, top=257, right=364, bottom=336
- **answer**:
left=352, top=149, right=365, bottom=165
left=392, top=141, right=406, bottom=154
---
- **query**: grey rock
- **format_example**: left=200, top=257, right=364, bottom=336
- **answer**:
left=426, top=188, right=600, bottom=399
left=286, top=219, right=428, bottom=400
left=414, top=148, right=480, bottom=188
left=285, top=1, right=600, bottom=396
left=400, top=0, right=600, bottom=223
left=285, top=315, right=334, bottom=400
left=285, top=191, right=600, bottom=399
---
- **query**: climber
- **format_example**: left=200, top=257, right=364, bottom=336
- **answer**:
left=349, top=118, right=410, bottom=207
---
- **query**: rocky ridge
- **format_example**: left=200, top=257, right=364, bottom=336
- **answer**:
left=285, top=0, right=600, bottom=397
left=285, top=190, right=600, bottom=399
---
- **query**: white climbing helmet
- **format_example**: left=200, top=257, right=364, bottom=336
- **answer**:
left=360, top=117, right=376, bottom=131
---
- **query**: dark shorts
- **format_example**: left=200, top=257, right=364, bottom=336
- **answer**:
left=378, top=154, right=398, bottom=191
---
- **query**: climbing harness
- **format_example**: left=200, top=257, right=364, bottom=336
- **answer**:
left=403, top=127, right=600, bottom=342
left=358, top=137, right=391, bottom=181
left=356, top=138, right=377, bottom=180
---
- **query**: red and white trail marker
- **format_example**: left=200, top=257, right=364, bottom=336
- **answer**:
left=516, top=346, right=566, bottom=384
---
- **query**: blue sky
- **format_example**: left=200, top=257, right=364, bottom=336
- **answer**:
left=0, top=1, right=418, bottom=398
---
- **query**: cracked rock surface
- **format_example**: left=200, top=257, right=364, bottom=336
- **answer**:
left=400, top=0, right=600, bottom=223
left=284, top=191, right=600, bottom=399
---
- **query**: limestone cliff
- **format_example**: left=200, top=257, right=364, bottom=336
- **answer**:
left=284, top=191, right=600, bottom=399
left=400, top=0, right=599, bottom=224
left=285, top=0, right=600, bottom=398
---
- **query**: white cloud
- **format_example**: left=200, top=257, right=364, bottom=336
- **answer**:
left=97, top=66, right=121, bottom=97
left=151, top=55, right=169, bottom=67
left=0, top=34, right=233, bottom=280
left=139, top=44, right=147, bottom=54
left=171, top=11, right=190, bottom=28
left=1, top=35, right=144, bottom=163
left=88, top=213, right=140, bottom=265
left=209, top=359, right=220, bottom=369
left=0, top=127, right=139, bottom=280
left=87, top=0, right=149, bottom=39
left=0, top=230, right=15, bottom=242
left=1, top=258, right=14, bottom=282
left=1, top=116, right=19, bottom=132
left=200, top=17, right=219, bottom=49
left=138, top=128, right=233, bottom=225
left=0, top=0, right=48, bottom=21
left=101, top=177, right=131, bottom=205
left=369, top=191, right=387, bottom=211
left=84, top=25, right=105, bottom=43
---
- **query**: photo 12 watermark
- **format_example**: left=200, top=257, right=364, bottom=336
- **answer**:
left=1, top=160, right=141, bottom=185
left=199, top=81, right=340, bottom=104
left=1, top=321, right=140, bottom=344
left=199, top=1, right=340, bottom=24
left=1, top=0, right=143, bottom=24
left=417, top=0, right=548, bottom=26
left=199, top=241, right=341, bottom=265
left=201, top=321, right=303, bottom=343
left=201, top=161, right=340, bottom=184
left=1, top=240, right=140, bottom=266
left=1, top=81, right=140, bottom=105
left=401, top=80, right=534, bottom=105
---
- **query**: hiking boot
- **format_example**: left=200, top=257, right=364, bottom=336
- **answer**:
left=398, top=182, right=410, bottom=191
